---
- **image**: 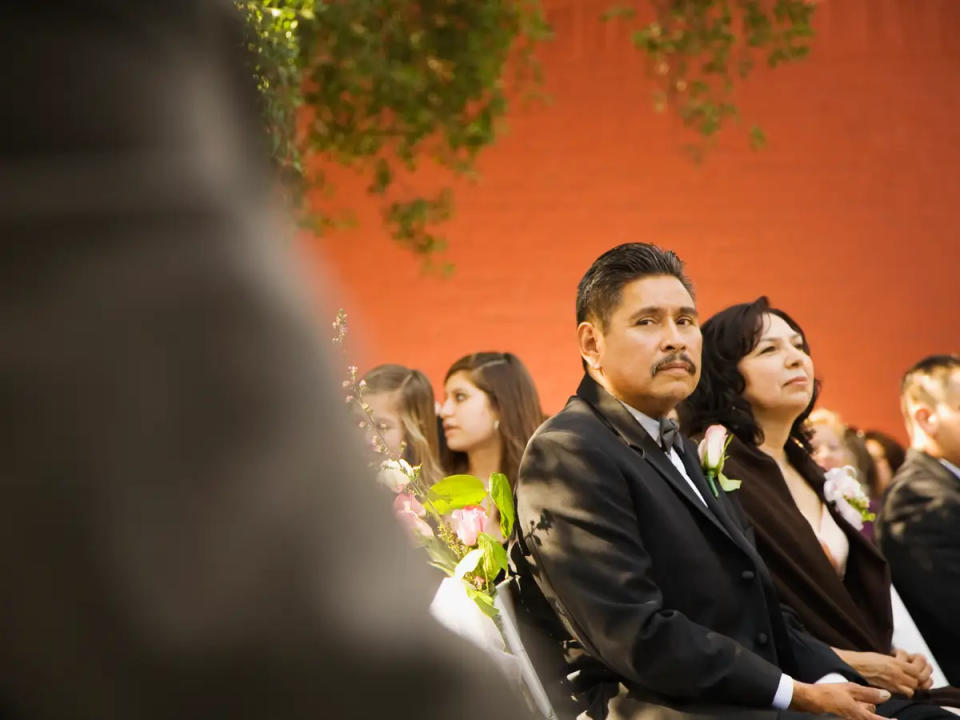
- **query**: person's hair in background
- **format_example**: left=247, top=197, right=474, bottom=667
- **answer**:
left=361, top=364, right=443, bottom=485
left=843, top=427, right=880, bottom=501
left=440, top=352, right=544, bottom=487
left=679, top=296, right=818, bottom=449
left=808, top=408, right=856, bottom=470
left=863, top=430, right=905, bottom=497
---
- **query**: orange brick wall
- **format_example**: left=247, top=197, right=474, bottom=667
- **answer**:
left=303, top=0, right=960, bottom=442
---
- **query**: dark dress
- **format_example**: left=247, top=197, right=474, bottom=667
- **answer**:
left=724, top=436, right=893, bottom=654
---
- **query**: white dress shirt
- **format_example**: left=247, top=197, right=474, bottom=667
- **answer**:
left=618, top=401, right=848, bottom=708
left=618, top=402, right=707, bottom=507
left=939, top=457, right=960, bottom=481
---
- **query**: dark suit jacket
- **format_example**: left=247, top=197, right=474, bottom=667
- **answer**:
left=878, top=450, right=960, bottom=686
left=724, top=436, right=893, bottom=655
left=512, top=376, right=852, bottom=719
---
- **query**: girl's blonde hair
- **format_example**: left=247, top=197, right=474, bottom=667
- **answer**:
left=362, top=364, right=443, bottom=485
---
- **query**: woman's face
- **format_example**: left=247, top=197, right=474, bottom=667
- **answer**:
left=737, top=313, right=815, bottom=423
left=364, top=391, right=406, bottom=458
left=440, top=371, right=499, bottom=453
left=810, top=424, right=855, bottom=470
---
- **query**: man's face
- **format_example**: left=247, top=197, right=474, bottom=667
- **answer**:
left=588, top=275, right=701, bottom=417
left=931, top=372, right=960, bottom=466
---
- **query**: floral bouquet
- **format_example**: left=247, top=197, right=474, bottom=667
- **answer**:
left=333, top=310, right=514, bottom=622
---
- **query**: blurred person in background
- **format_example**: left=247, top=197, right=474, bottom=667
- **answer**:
left=361, top=364, right=444, bottom=485
left=863, top=431, right=906, bottom=499
left=440, top=352, right=544, bottom=542
left=809, top=409, right=879, bottom=541
left=878, top=355, right=960, bottom=687
left=0, top=2, right=527, bottom=719
left=440, top=352, right=544, bottom=488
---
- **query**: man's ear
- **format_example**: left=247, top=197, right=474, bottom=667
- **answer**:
left=578, top=321, right=603, bottom=371
left=913, top=405, right=937, bottom=438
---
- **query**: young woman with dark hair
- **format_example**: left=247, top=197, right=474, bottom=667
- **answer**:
left=440, top=351, right=544, bottom=489
left=681, top=298, right=959, bottom=712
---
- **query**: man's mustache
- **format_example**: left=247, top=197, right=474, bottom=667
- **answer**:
left=652, top=353, right=697, bottom=377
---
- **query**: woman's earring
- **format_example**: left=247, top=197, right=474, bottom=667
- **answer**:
left=494, top=419, right=501, bottom=431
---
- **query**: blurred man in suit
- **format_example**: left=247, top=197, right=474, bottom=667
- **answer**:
left=878, top=355, right=960, bottom=686
left=0, top=3, right=525, bottom=718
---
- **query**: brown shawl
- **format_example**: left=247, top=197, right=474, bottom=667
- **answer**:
left=723, top=435, right=894, bottom=654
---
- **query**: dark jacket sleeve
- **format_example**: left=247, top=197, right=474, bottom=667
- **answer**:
left=516, top=431, right=784, bottom=707
left=780, top=606, right=862, bottom=683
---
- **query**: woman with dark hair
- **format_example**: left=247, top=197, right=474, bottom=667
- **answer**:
left=440, top=352, right=544, bottom=489
left=681, top=297, right=959, bottom=711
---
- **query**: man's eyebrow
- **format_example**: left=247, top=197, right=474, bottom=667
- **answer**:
left=627, top=306, right=698, bottom=321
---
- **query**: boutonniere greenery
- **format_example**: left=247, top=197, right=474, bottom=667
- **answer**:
left=698, top=425, right=741, bottom=498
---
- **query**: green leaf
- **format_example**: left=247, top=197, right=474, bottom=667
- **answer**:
left=427, top=474, right=487, bottom=514
left=454, top=548, right=484, bottom=579
left=489, top=472, right=515, bottom=538
left=717, top=472, right=742, bottom=492
left=478, top=532, right=508, bottom=579
left=423, top=537, right=459, bottom=574
left=465, top=586, right=500, bottom=620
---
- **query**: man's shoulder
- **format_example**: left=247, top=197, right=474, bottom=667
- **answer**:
left=884, top=450, right=960, bottom=514
left=529, top=396, right=613, bottom=447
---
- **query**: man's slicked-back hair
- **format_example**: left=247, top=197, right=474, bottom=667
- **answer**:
left=901, top=354, right=960, bottom=397
left=576, top=243, right=694, bottom=330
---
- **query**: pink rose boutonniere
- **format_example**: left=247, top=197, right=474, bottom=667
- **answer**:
left=698, top=425, right=741, bottom=497
left=823, top=466, right=875, bottom=530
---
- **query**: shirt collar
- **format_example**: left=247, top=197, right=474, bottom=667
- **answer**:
left=618, top=400, right=662, bottom=443
left=939, top=457, right=960, bottom=480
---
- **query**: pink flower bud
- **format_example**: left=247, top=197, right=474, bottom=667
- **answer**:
left=450, top=506, right=488, bottom=547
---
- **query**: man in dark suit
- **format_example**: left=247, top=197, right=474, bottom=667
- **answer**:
left=878, top=355, right=960, bottom=686
left=512, top=244, right=893, bottom=720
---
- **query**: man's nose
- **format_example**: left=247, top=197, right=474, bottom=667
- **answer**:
left=661, top=320, right=686, bottom=350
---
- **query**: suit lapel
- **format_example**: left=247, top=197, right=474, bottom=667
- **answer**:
left=678, top=436, right=756, bottom=547
left=575, top=375, right=735, bottom=543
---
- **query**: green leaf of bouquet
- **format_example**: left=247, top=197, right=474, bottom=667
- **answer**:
left=478, top=532, right=508, bottom=579
left=489, top=472, right=515, bottom=538
left=717, top=472, right=742, bottom=492
left=427, top=474, right=487, bottom=514
left=454, top=548, right=484, bottom=579
left=423, top=537, right=459, bottom=574
left=465, top=586, right=500, bottom=620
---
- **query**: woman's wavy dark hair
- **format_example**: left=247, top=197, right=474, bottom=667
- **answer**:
left=679, top=297, right=820, bottom=450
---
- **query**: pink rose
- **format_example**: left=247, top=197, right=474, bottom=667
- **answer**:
left=450, top=505, right=487, bottom=547
left=698, top=424, right=728, bottom=471
left=393, top=493, right=432, bottom=539
left=396, top=510, right=433, bottom=540
left=393, top=493, right=425, bottom=517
